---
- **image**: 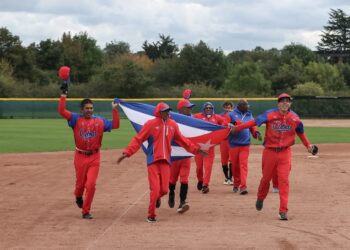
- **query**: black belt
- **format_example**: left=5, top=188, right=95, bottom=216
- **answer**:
left=76, top=148, right=99, bottom=156
left=269, top=147, right=288, bottom=152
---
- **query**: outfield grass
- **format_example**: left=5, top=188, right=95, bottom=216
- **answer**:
left=0, top=119, right=349, bottom=153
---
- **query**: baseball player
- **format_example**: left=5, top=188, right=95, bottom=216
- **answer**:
left=228, top=99, right=261, bottom=195
left=193, top=102, right=226, bottom=193
left=58, top=73, right=120, bottom=219
left=117, top=102, right=206, bottom=223
left=219, top=101, right=234, bottom=185
left=168, top=99, right=196, bottom=214
left=231, top=93, right=317, bottom=220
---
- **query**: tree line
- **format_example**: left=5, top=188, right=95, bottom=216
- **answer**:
left=1, top=8, right=350, bottom=98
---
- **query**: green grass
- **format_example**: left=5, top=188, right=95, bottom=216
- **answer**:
left=0, top=119, right=349, bottom=153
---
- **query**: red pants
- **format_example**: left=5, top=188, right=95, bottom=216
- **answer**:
left=195, top=148, right=215, bottom=186
left=147, top=160, right=170, bottom=218
left=272, top=169, right=278, bottom=188
left=170, top=158, right=191, bottom=185
left=220, top=140, right=230, bottom=165
left=74, top=152, right=100, bottom=215
left=229, top=146, right=250, bottom=189
left=257, top=147, right=292, bottom=213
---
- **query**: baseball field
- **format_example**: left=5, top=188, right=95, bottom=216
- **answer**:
left=1, top=119, right=350, bottom=249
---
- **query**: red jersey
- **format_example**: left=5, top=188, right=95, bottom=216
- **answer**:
left=240, top=108, right=310, bottom=148
left=123, top=103, right=200, bottom=165
left=58, top=95, right=120, bottom=151
left=193, top=113, right=226, bottom=126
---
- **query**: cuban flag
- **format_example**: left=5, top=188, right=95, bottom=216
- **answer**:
left=115, top=99, right=231, bottom=161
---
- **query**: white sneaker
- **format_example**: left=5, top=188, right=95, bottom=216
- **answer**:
left=228, top=179, right=233, bottom=185
left=272, top=188, right=279, bottom=193
left=223, top=179, right=230, bottom=185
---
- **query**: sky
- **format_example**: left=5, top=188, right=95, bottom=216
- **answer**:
left=1, top=0, right=350, bottom=53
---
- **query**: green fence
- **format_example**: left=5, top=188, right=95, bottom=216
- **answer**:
left=0, top=97, right=349, bottom=119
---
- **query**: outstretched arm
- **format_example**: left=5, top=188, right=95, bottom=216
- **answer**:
left=111, top=102, right=120, bottom=129
left=231, top=120, right=257, bottom=134
left=58, top=94, right=72, bottom=120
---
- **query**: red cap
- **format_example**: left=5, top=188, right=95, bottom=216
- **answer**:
left=177, top=99, right=195, bottom=111
left=182, top=89, right=192, bottom=100
left=58, top=66, right=70, bottom=81
left=277, top=93, right=292, bottom=102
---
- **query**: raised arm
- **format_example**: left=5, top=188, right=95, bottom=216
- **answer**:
left=58, top=94, right=72, bottom=120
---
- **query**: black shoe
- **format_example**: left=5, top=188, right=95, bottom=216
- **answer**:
left=76, top=197, right=83, bottom=208
left=168, top=191, right=175, bottom=208
left=82, top=213, right=93, bottom=219
left=240, top=188, right=248, bottom=195
left=202, top=186, right=209, bottom=194
left=279, top=212, right=288, bottom=221
left=233, top=187, right=239, bottom=193
left=197, top=181, right=203, bottom=191
left=256, top=199, right=263, bottom=211
left=156, top=198, right=161, bottom=208
left=147, top=217, right=157, bottom=223
left=177, top=202, right=190, bottom=214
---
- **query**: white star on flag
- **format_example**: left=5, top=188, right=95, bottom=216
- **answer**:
left=198, top=139, right=215, bottom=151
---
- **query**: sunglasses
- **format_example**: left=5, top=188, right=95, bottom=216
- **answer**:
left=205, top=107, right=213, bottom=109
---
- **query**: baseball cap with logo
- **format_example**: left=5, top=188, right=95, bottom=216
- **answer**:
left=278, top=93, right=292, bottom=102
left=177, top=99, right=195, bottom=111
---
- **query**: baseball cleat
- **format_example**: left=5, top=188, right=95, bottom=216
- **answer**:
left=256, top=199, right=264, bottom=211
left=228, top=179, right=233, bottom=185
left=156, top=198, right=161, bottom=208
left=279, top=212, right=288, bottom=221
left=177, top=202, right=190, bottom=214
left=233, top=187, right=239, bottom=193
left=147, top=217, right=157, bottom=223
left=240, top=188, right=248, bottom=195
left=76, top=197, right=83, bottom=208
left=223, top=179, right=230, bottom=185
left=272, top=187, right=279, bottom=193
left=202, top=186, right=209, bottom=193
left=82, top=213, right=93, bottom=219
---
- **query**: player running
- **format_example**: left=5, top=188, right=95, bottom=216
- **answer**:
left=228, top=99, right=261, bottom=195
left=168, top=99, right=196, bottom=214
left=117, top=102, right=207, bottom=223
left=231, top=93, right=317, bottom=220
left=193, top=102, right=226, bottom=193
left=57, top=66, right=120, bottom=219
left=219, top=101, right=234, bottom=185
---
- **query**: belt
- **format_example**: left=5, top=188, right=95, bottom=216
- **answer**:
left=269, top=147, right=288, bottom=152
left=76, top=147, right=99, bottom=156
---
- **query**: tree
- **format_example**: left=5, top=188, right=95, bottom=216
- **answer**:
left=178, top=41, right=227, bottom=88
left=104, top=41, right=130, bottom=59
left=317, top=9, right=350, bottom=63
left=292, top=82, right=324, bottom=96
left=33, top=39, right=63, bottom=70
left=142, top=34, right=178, bottom=61
left=224, top=61, right=272, bottom=96
left=281, top=43, right=320, bottom=65
left=271, top=57, right=306, bottom=93
left=304, top=62, right=346, bottom=91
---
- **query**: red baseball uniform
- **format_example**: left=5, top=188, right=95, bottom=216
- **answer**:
left=193, top=112, right=225, bottom=188
left=123, top=103, right=200, bottom=219
left=59, top=95, right=120, bottom=215
left=235, top=108, right=310, bottom=214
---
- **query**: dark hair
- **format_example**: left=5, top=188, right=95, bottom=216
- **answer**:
left=222, top=101, right=233, bottom=108
left=80, top=98, right=93, bottom=109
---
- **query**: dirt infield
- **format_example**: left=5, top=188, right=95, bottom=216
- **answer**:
left=1, top=143, right=350, bottom=249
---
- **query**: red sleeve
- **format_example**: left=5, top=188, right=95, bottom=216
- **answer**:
left=217, top=115, right=227, bottom=126
left=235, top=120, right=257, bottom=132
left=112, top=108, right=120, bottom=129
left=123, top=121, right=151, bottom=157
left=58, top=95, right=72, bottom=120
left=173, top=123, right=200, bottom=154
left=297, top=132, right=311, bottom=148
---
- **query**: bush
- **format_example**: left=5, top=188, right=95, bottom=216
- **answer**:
left=292, top=82, right=324, bottom=96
